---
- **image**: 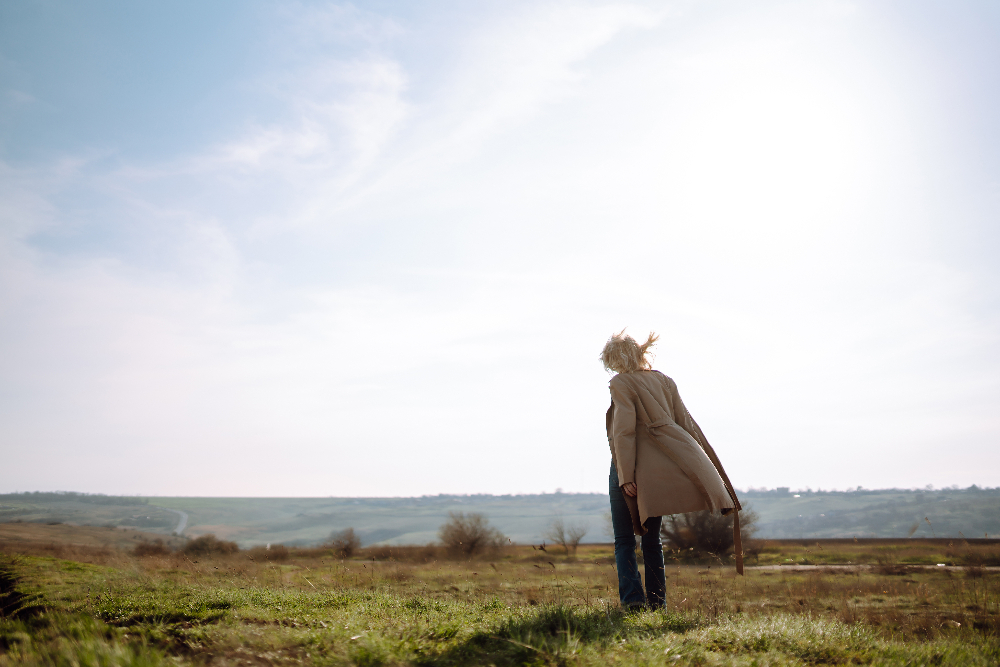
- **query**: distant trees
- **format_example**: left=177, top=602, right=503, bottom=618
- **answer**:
left=438, top=512, right=506, bottom=556
left=0, top=491, right=148, bottom=506
left=660, top=506, right=759, bottom=560
left=326, top=528, right=362, bottom=557
left=544, top=518, right=589, bottom=556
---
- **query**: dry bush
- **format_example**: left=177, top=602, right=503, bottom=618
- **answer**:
left=364, top=545, right=396, bottom=560
left=268, top=544, right=290, bottom=561
left=132, top=539, right=171, bottom=557
left=364, top=544, right=442, bottom=562
left=181, top=534, right=239, bottom=557
left=292, top=546, right=331, bottom=558
left=325, top=528, right=362, bottom=558
left=958, top=545, right=1000, bottom=566
left=246, top=545, right=289, bottom=562
left=661, top=505, right=758, bottom=559
left=742, top=538, right=766, bottom=563
left=874, top=548, right=912, bottom=575
left=544, top=518, right=588, bottom=556
left=438, top=511, right=506, bottom=557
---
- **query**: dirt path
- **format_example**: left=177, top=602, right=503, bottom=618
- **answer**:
left=152, top=507, right=188, bottom=535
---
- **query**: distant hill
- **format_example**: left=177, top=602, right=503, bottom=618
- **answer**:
left=743, top=486, right=1000, bottom=539
left=1, top=486, right=998, bottom=548
left=0, top=491, right=610, bottom=547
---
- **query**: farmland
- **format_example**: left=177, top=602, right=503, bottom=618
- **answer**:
left=2, top=527, right=999, bottom=666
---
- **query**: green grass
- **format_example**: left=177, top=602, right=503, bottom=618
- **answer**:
left=2, top=543, right=999, bottom=666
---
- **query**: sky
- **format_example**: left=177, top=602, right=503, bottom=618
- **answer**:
left=1, top=0, right=998, bottom=497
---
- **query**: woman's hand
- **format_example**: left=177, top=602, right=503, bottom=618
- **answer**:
left=622, top=482, right=637, bottom=497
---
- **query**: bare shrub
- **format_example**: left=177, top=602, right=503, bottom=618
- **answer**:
left=660, top=505, right=759, bottom=560
left=965, top=565, right=985, bottom=578
left=602, top=511, right=613, bottom=540
left=438, top=512, right=505, bottom=557
left=132, top=539, right=171, bottom=557
left=293, top=546, right=329, bottom=558
left=326, top=528, right=362, bottom=558
left=365, top=545, right=398, bottom=561
left=181, top=534, right=239, bottom=557
left=960, top=546, right=1000, bottom=567
left=544, top=518, right=589, bottom=556
left=874, top=550, right=911, bottom=575
left=742, top=538, right=766, bottom=563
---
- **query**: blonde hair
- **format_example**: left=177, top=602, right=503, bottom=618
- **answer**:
left=600, top=329, right=659, bottom=373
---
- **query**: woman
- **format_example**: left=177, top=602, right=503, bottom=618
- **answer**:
left=602, top=330, right=743, bottom=610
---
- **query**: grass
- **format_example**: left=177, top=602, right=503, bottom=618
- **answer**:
left=747, top=538, right=1000, bottom=567
left=0, top=522, right=187, bottom=552
left=1, top=540, right=998, bottom=666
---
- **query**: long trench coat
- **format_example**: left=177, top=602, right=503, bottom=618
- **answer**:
left=606, top=370, right=744, bottom=573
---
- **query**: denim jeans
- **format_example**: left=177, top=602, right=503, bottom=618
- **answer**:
left=609, top=462, right=665, bottom=608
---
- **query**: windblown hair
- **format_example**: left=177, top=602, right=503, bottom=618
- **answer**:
left=600, top=330, right=659, bottom=374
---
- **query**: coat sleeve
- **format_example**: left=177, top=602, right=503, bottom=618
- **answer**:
left=670, top=380, right=742, bottom=511
left=609, top=378, right=637, bottom=486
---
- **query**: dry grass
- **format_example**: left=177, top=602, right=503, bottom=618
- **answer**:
left=748, top=537, right=1000, bottom=567
left=9, top=539, right=996, bottom=641
left=0, top=522, right=185, bottom=551
left=2, top=529, right=999, bottom=665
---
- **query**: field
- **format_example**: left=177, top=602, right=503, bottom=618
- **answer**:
left=2, top=529, right=999, bottom=666
left=0, top=522, right=187, bottom=552
left=0, top=493, right=613, bottom=547
left=4, top=487, right=999, bottom=548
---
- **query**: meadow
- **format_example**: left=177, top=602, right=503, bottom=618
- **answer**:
left=2, top=532, right=999, bottom=666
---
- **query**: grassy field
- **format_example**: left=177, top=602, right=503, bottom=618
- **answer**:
left=0, top=523, right=188, bottom=552
left=2, top=532, right=999, bottom=665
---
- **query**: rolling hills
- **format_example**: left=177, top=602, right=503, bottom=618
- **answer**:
left=2, top=486, right=997, bottom=548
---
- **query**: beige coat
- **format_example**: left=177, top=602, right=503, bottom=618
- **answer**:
left=606, top=370, right=744, bottom=572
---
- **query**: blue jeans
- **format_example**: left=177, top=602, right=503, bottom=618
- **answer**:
left=609, top=462, right=665, bottom=608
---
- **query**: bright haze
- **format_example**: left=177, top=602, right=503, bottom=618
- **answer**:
left=1, top=1, right=998, bottom=497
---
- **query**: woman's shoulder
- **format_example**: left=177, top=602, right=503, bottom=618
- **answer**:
left=644, top=369, right=678, bottom=392
left=611, top=370, right=675, bottom=387
left=651, top=369, right=675, bottom=383
left=609, top=372, right=639, bottom=393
